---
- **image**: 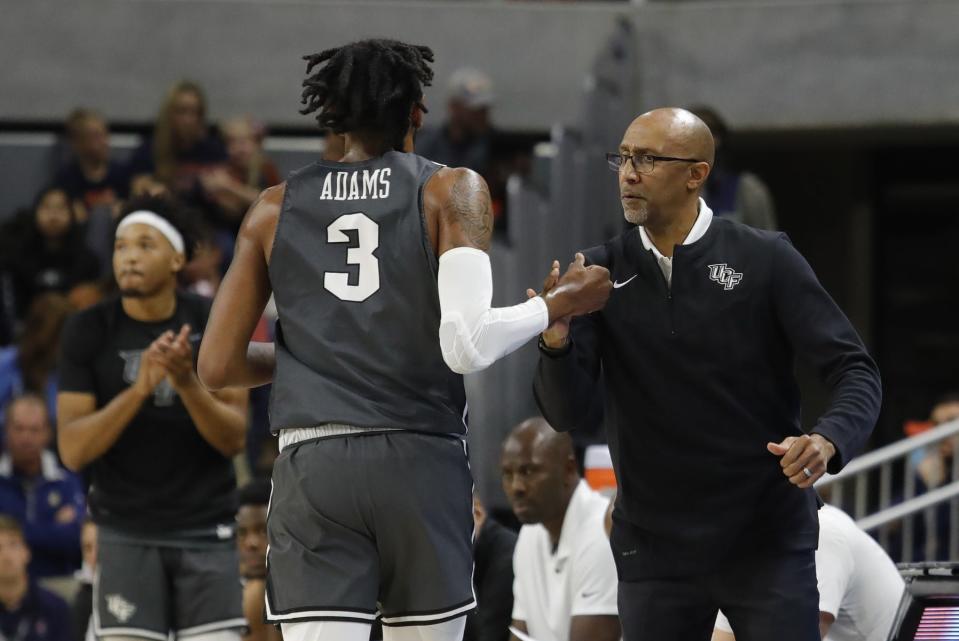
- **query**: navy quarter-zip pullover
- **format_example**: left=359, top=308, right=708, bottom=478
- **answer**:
left=534, top=213, right=881, bottom=579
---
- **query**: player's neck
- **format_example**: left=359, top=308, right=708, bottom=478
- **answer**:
left=340, top=129, right=414, bottom=162
left=0, top=574, right=28, bottom=610
left=340, top=133, right=391, bottom=162
left=122, top=285, right=177, bottom=323
left=644, top=198, right=700, bottom=258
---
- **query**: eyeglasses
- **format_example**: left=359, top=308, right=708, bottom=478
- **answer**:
left=606, top=152, right=704, bottom=175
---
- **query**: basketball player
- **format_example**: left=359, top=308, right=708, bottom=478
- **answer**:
left=57, top=196, right=248, bottom=641
left=198, top=39, right=611, bottom=641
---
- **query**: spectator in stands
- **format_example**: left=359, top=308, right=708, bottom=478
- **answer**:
left=908, top=391, right=959, bottom=560
left=0, top=294, right=74, bottom=427
left=179, top=227, right=224, bottom=298
left=198, top=116, right=281, bottom=271
left=0, top=394, right=85, bottom=579
left=0, top=516, right=72, bottom=641
left=128, top=80, right=227, bottom=207
left=501, top=418, right=619, bottom=641
left=465, top=495, right=516, bottom=641
left=54, top=109, right=129, bottom=221
left=236, top=480, right=281, bottom=641
left=688, top=105, right=777, bottom=231
left=917, top=392, right=959, bottom=491
left=200, top=116, right=281, bottom=228
left=417, top=68, right=495, bottom=175
left=713, top=504, right=905, bottom=641
left=6, top=188, right=100, bottom=319
left=69, top=520, right=96, bottom=641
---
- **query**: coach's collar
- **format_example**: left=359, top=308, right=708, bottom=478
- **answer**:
left=638, top=198, right=713, bottom=260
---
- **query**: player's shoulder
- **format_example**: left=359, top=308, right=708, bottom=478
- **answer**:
left=817, top=505, right=856, bottom=550
left=428, top=165, right=487, bottom=193
left=62, top=297, right=119, bottom=340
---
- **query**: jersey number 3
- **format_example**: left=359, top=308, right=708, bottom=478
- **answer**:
left=324, top=212, right=380, bottom=302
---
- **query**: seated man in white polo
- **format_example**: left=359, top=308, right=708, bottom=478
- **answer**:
left=712, top=503, right=905, bottom=641
left=501, top=418, right=620, bottom=641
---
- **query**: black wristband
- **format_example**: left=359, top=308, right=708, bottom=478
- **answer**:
left=538, top=335, right=572, bottom=356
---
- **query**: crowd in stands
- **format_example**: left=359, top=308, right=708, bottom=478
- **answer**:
left=0, top=71, right=950, bottom=641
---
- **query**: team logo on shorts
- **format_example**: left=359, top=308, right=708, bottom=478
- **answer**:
left=106, top=594, right=137, bottom=623
left=707, top=263, right=743, bottom=291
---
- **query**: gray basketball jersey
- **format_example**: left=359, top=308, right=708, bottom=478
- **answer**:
left=268, top=151, right=467, bottom=436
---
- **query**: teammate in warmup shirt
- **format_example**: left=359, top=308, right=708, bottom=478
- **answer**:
left=57, top=196, right=249, bottom=641
left=198, top=39, right=611, bottom=641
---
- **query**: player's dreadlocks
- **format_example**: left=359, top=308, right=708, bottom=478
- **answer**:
left=300, top=39, right=434, bottom=152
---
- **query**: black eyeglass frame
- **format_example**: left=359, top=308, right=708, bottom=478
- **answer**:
left=606, top=152, right=705, bottom=174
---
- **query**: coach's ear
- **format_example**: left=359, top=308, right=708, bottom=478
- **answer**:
left=687, top=161, right=711, bottom=192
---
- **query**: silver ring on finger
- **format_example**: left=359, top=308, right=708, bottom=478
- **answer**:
left=802, top=467, right=813, bottom=479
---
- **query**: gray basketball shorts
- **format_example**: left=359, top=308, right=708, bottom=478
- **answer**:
left=265, top=430, right=476, bottom=627
left=94, top=535, right=245, bottom=640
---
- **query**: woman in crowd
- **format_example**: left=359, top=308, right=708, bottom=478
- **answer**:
left=5, top=187, right=100, bottom=319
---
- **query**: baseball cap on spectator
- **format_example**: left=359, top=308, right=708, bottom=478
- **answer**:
left=448, top=68, right=494, bottom=109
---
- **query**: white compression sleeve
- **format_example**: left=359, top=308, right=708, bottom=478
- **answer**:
left=437, top=247, right=549, bottom=375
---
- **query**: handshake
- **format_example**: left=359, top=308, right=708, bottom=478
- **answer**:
left=526, top=253, right=613, bottom=349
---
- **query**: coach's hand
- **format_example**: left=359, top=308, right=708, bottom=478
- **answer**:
left=153, top=324, right=198, bottom=390
left=544, top=253, right=612, bottom=323
left=767, top=434, right=836, bottom=488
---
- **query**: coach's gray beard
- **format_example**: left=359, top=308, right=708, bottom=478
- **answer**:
left=623, top=204, right=648, bottom=226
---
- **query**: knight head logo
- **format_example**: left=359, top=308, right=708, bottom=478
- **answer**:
left=106, top=594, right=137, bottom=623
left=707, top=264, right=743, bottom=291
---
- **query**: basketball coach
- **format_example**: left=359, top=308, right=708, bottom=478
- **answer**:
left=533, top=107, right=881, bottom=641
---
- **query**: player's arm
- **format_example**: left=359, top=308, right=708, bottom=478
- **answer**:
left=820, top=612, right=835, bottom=639
left=155, top=325, right=248, bottom=458
left=58, top=391, right=151, bottom=471
left=508, top=619, right=528, bottom=641
left=427, top=167, right=611, bottom=374
left=198, top=186, right=282, bottom=390
left=566, top=537, right=620, bottom=641
left=570, top=616, right=620, bottom=641
left=176, top=384, right=248, bottom=458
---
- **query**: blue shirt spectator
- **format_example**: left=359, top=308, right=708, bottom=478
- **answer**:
left=0, top=395, right=84, bottom=578
left=0, top=516, right=72, bottom=641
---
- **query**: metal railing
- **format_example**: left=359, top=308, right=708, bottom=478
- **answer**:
left=817, top=418, right=959, bottom=561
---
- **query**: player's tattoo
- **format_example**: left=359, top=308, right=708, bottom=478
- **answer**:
left=446, top=173, right=493, bottom=251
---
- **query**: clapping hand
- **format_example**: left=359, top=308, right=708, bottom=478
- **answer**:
left=150, top=324, right=198, bottom=391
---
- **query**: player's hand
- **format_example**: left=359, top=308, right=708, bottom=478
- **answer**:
left=133, top=339, right=168, bottom=398
left=545, top=253, right=612, bottom=321
left=767, top=433, right=836, bottom=488
left=527, top=260, right=572, bottom=348
left=152, top=324, right=198, bottom=390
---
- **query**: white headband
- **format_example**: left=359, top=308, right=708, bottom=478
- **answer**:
left=117, top=211, right=185, bottom=254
